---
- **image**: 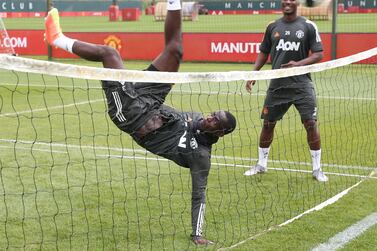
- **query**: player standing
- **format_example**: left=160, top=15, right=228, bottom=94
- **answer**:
left=244, top=0, right=328, bottom=182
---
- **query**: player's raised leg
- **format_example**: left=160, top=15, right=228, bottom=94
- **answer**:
left=44, top=8, right=64, bottom=47
left=45, top=8, right=124, bottom=69
left=151, top=0, right=183, bottom=72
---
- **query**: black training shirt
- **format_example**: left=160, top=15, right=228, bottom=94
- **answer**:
left=260, top=16, right=323, bottom=88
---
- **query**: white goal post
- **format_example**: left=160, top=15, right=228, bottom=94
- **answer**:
left=0, top=17, right=16, bottom=55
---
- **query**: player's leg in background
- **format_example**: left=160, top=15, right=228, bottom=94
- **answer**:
left=244, top=119, right=276, bottom=176
left=256, top=96, right=290, bottom=170
left=244, top=99, right=292, bottom=176
left=151, top=0, right=182, bottom=72
left=303, top=119, right=320, bottom=151
left=44, top=8, right=124, bottom=69
left=259, top=119, right=276, bottom=148
left=304, top=119, right=328, bottom=182
left=257, top=119, right=276, bottom=166
left=296, top=87, right=328, bottom=182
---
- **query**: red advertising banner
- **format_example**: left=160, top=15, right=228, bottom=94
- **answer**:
left=5, top=30, right=376, bottom=63
left=51, top=32, right=165, bottom=60
left=5, top=30, right=47, bottom=55
left=336, top=33, right=377, bottom=57
left=184, top=33, right=265, bottom=62
left=49, top=32, right=332, bottom=63
left=183, top=33, right=333, bottom=62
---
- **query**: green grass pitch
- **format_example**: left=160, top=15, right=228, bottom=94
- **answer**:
left=1, top=11, right=377, bottom=250
left=3, top=13, right=377, bottom=33
left=0, top=59, right=376, bottom=250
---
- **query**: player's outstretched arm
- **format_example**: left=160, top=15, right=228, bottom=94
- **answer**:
left=246, top=52, right=269, bottom=93
left=189, top=156, right=214, bottom=246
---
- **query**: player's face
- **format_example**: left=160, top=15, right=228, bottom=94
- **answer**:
left=203, top=110, right=228, bottom=137
left=281, top=0, right=298, bottom=15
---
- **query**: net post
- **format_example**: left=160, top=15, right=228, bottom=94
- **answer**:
left=0, top=17, right=16, bottom=55
left=46, top=0, right=52, bottom=61
left=331, top=0, right=338, bottom=60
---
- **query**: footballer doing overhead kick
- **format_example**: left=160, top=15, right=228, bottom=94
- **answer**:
left=45, top=1, right=236, bottom=246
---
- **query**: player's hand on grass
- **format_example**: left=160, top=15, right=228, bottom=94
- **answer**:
left=191, top=235, right=214, bottom=245
left=246, top=80, right=256, bottom=93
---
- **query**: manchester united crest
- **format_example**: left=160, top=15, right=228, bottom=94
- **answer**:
left=104, top=35, right=122, bottom=52
left=296, top=30, right=305, bottom=39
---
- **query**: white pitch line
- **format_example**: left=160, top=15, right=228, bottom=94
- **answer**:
left=1, top=143, right=376, bottom=180
left=96, top=154, right=377, bottom=180
left=0, top=138, right=147, bottom=154
left=1, top=138, right=376, bottom=250
left=312, top=212, right=377, bottom=251
left=278, top=179, right=366, bottom=227
left=3, top=142, right=377, bottom=250
left=0, top=138, right=376, bottom=172
left=1, top=83, right=377, bottom=101
left=218, top=178, right=368, bottom=251
left=0, top=145, right=68, bottom=154
left=0, top=99, right=104, bottom=117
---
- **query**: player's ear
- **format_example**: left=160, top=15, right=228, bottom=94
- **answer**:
left=216, top=130, right=225, bottom=137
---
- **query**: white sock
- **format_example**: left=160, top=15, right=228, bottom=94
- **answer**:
left=167, top=0, right=181, bottom=10
left=257, top=147, right=270, bottom=168
left=310, top=149, right=321, bottom=171
left=53, top=34, right=76, bottom=53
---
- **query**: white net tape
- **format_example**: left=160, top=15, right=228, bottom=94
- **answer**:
left=0, top=47, right=376, bottom=83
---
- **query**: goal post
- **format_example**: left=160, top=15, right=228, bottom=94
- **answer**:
left=0, top=17, right=16, bottom=55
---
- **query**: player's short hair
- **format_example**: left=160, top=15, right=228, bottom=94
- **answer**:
left=223, top=111, right=237, bottom=135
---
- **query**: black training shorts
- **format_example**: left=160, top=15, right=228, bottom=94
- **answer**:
left=101, top=64, right=172, bottom=134
left=261, top=86, right=318, bottom=122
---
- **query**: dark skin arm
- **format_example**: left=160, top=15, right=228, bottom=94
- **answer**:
left=246, top=51, right=323, bottom=92
left=281, top=51, right=323, bottom=68
left=245, top=52, right=269, bottom=93
left=189, top=151, right=211, bottom=240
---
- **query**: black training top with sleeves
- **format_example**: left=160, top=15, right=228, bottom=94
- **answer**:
left=102, top=64, right=219, bottom=237
left=259, top=16, right=323, bottom=89
left=133, top=105, right=219, bottom=237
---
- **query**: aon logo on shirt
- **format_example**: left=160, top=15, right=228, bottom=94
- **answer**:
left=276, top=39, right=300, bottom=51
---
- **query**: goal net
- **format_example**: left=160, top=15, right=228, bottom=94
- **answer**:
left=0, top=48, right=376, bottom=250
left=0, top=17, right=15, bottom=55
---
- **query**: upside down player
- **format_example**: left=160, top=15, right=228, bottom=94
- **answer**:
left=244, top=0, right=328, bottom=182
left=45, top=1, right=236, bottom=245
